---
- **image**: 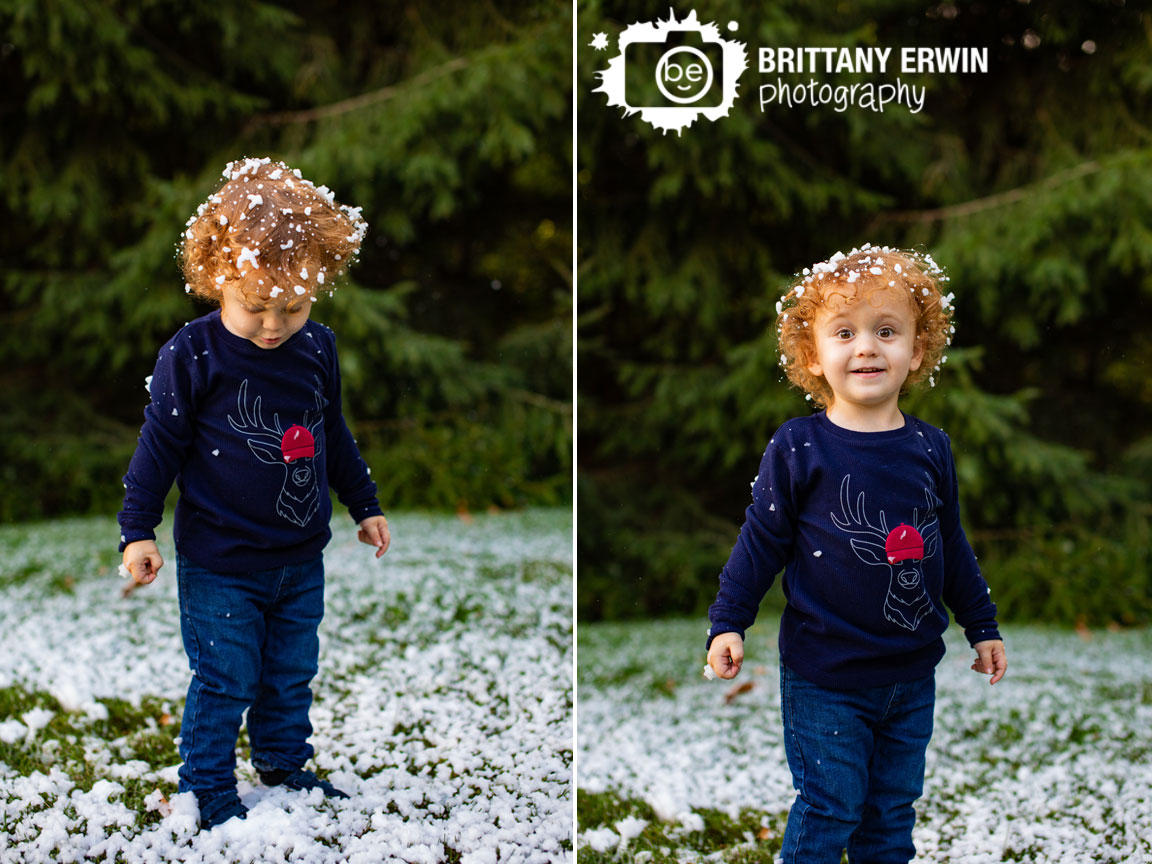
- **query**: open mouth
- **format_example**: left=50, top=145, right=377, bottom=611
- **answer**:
left=851, top=367, right=885, bottom=375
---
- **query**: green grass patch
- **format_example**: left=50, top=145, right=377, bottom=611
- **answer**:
left=577, top=790, right=789, bottom=863
left=0, top=683, right=180, bottom=834
left=0, top=515, right=123, bottom=592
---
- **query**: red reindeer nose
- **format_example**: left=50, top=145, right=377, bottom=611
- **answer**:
left=281, top=425, right=315, bottom=462
left=885, top=524, right=924, bottom=564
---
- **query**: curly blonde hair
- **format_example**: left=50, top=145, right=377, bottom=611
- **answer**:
left=776, top=244, right=955, bottom=409
left=181, top=157, right=368, bottom=306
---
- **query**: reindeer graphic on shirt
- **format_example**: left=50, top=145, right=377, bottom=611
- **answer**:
left=228, top=378, right=325, bottom=527
left=831, top=474, right=939, bottom=631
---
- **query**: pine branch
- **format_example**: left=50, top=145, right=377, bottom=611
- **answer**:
left=508, top=388, right=572, bottom=415
left=481, top=0, right=520, bottom=36
left=548, top=255, right=572, bottom=287
left=245, top=58, right=470, bottom=129
left=872, top=159, right=1103, bottom=224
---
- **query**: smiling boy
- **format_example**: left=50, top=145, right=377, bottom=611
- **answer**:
left=706, top=245, right=1006, bottom=864
left=805, top=284, right=922, bottom=431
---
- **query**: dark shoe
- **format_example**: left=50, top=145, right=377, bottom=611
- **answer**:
left=259, top=767, right=350, bottom=799
left=198, top=788, right=249, bottom=829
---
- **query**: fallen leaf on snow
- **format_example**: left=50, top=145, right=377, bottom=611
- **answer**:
left=724, top=681, right=756, bottom=703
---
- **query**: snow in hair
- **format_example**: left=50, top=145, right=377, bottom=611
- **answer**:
left=181, top=157, right=369, bottom=306
left=775, top=243, right=956, bottom=409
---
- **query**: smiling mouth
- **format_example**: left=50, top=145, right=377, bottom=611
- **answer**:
left=852, top=367, right=885, bottom=375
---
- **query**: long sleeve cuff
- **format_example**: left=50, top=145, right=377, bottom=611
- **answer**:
left=348, top=501, right=384, bottom=524
left=963, top=623, right=1002, bottom=646
left=118, top=525, right=158, bottom=553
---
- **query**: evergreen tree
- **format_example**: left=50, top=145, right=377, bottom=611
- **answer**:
left=577, top=0, right=1152, bottom=625
left=0, top=0, right=572, bottom=520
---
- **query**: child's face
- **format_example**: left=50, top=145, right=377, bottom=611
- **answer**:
left=218, top=280, right=312, bottom=349
left=806, top=285, right=924, bottom=423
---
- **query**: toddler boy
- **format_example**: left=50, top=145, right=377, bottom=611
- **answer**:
left=707, top=245, right=1006, bottom=863
left=118, top=157, right=390, bottom=829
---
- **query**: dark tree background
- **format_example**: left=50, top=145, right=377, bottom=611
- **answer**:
left=0, top=0, right=572, bottom=521
left=577, top=0, right=1152, bottom=626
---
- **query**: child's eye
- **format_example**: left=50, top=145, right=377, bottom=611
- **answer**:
left=835, top=328, right=853, bottom=340
left=877, top=327, right=895, bottom=338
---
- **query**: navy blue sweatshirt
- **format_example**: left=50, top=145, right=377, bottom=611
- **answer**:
left=708, top=412, right=1000, bottom=689
left=118, top=311, right=382, bottom=572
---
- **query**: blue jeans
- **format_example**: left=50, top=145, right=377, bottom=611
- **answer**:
left=176, top=554, right=325, bottom=795
left=779, top=663, right=935, bottom=864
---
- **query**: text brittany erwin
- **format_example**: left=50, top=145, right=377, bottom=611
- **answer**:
left=757, top=46, right=988, bottom=114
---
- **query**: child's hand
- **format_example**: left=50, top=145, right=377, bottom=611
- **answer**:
left=357, top=515, right=391, bottom=559
left=122, top=540, right=163, bottom=585
left=707, top=632, right=744, bottom=680
left=971, top=639, right=1007, bottom=685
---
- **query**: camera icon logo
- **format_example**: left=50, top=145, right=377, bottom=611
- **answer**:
left=625, top=31, right=723, bottom=108
left=593, top=9, right=748, bottom=135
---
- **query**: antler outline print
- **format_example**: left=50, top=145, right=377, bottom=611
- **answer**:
left=832, top=474, right=890, bottom=547
left=228, top=379, right=287, bottom=464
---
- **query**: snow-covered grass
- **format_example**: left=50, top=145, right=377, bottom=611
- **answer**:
left=577, top=618, right=1152, bottom=863
left=0, top=508, right=572, bottom=863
